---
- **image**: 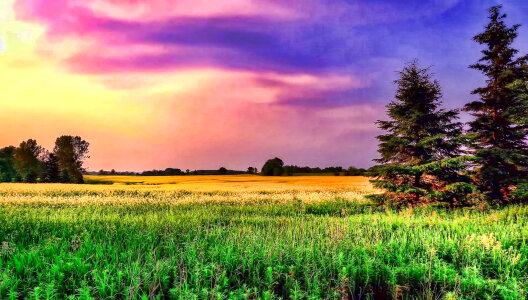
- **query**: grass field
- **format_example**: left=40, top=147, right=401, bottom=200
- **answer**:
left=1, top=175, right=527, bottom=299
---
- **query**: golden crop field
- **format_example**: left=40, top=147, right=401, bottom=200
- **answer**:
left=0, top=175, right=376, bottom=206
left=85, top=174, right=373, bottom=190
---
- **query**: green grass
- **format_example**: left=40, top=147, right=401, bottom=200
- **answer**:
left=1, top=198, right=528, bottom=299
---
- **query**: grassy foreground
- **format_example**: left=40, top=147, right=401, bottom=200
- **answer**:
left=0, top=176, right=527, bottom=299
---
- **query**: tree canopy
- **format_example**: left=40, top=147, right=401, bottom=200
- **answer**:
left=261, top=157, right=284, bottom=176
left=0, top=136, right=89, bottom=184
left=54, top=136, right=90, bottom=184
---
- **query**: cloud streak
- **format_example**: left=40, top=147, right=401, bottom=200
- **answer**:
left=14, top=0, right=469, bottom=78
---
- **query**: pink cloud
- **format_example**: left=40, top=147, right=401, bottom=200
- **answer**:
left=85, top=0, right=297, bottom=20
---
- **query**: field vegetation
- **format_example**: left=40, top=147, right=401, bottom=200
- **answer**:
left=1, top=176, right=527, bottom=299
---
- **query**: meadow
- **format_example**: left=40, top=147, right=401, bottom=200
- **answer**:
left=1, top=175, right=527, bottom=299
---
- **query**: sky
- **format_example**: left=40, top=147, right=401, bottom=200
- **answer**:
left=1, top=0, right=528, bottom=171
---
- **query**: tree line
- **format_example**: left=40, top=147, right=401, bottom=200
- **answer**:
left=93, top=162, right=369, bottom=177
left=260, top=157, right=371, bottom=176
left=0, top=136, right=89, bottom=183
left=369, top=5, right=528, bottom=207
left=93, top=167, right=252, bottom=176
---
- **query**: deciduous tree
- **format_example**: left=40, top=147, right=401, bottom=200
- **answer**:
left=43, top=153, right=60, bottom=183
left=54, top=135, right=90, bottom=184
left=261, top=157, right=284, bottom=176
left=13, top=139, right=45, bottom=183
left=0, top=146, right=17, bottom=182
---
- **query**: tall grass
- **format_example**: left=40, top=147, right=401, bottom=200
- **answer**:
left=0, top=179, right=527, bottom=299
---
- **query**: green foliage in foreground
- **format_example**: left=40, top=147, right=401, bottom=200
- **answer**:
left=1, top=200, right=528, bottom=299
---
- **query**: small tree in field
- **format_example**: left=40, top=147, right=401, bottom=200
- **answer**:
left=218, top=167, right=228, bottom=175
left=54, top=136, right=90, bottom=184
left=464, top=5, right=528, bottom=202
left=370, top=62, right=473, bottom=206
left=261, top=157, right=284, bottom=176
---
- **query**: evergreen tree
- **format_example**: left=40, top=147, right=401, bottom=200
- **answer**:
left=464, top=5, right=528, bottom=202
left=370, top=62, right=471, bottom=206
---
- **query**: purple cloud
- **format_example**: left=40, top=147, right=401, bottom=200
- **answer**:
left=15, top=0, right=528, bottom=111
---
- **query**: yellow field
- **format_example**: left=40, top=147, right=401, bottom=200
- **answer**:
left=86, top=174, right=371, bottom=188
left=0, top=175, right=377, bottom=206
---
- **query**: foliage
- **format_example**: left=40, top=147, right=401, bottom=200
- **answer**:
left=346, top=166, right=367, bottom=176
left=283, top=165, right=296, bottom=176
left=370, top=62, right=471, bottom=206
left=507, top=64, right=528, bottom=126
left=13, top=139, right=45, bottom=183
left=512, top=182, right=528, bottom=202
left=0, top=181, right=527, bottom=299
left=53, top=135, right=90, bottom=184
left=42, top=153, right=60, bottom=183
left=0, top=146, right=17, bottom=182
left=0, top=136, right=90, bottom=184
left=261, top=157, right=284, bottom=176
left=464, top=5, right=528, bottom=202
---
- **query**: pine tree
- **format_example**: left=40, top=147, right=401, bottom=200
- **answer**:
left=370, top=62, right=471, bottom=206
left=508, top=64, right=528, bottom=131
left=464, top=5, right=528, bottom=202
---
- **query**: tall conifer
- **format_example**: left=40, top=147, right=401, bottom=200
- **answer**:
left=464, top=5, right=528, bottom=202
left=370, top=62, right=470, bottom=206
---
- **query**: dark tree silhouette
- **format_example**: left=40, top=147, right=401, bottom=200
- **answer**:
left=370, top=62, right=471, bottom=206
left=283, top=165, right=296, bottom=176
left=54, top=136, right=90, bottom=184
left=164, top=168, right=183, bottom=175
left=43, top=153, right=60, bottom=183
left=346, top=167, right=367, bottom=176
left=464, top=5, right=528, bottom=202
left=261, top=157, right=284, bottom=176
left=0, top=146, right=17, bottom=182
left=218, top=167, right=228, bottom=175
left=13, top=139, right=45, bottom=183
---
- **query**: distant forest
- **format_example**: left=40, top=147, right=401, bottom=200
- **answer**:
left=91, top=161, right=374, bottom=177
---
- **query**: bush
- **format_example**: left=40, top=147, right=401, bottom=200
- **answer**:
left=512, top=183, right=528, bottom=202
left=261, top=158, right=284, bottom=176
